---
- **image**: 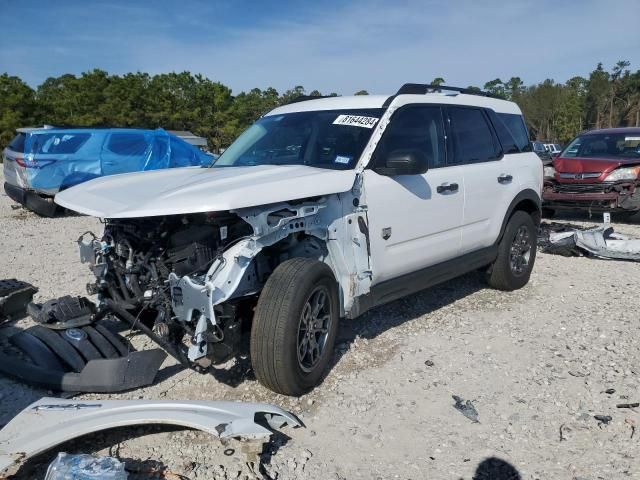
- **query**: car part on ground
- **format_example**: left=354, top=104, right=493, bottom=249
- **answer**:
left=45, top=453, right=127, bottom=480
left=0, top=397, right=303, bottom=477
left=0, top=323, right=166, bottom=392
left=538, top=222, right=640, bottom=261
left=27, top=295, right=95, bottom=329
left=0, top=279, right=37, bottom=324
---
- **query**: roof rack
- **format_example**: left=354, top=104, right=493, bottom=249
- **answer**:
left=285, top=95, right=333, bottom=105
left=395, top=83, right=500, bottom=99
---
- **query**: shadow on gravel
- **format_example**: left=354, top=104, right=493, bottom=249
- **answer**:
left=195, top=271, right=487, bottom=390
left=333, top=270, right=486, bottom=358
left=467, top=456, right=522, bottom=480
left=10, top=424, right=189, bottom=480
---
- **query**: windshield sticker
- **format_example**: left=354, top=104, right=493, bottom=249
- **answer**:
left=625, top=136, right=640, bottom=141
left=335, top=155, right=352, bottom=164
left=333, top=115, right=379, bottom=129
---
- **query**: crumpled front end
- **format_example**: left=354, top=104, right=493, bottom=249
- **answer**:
left=77, top=196, right=357, bottom=369
left=543, top=178, right=640, bottom=212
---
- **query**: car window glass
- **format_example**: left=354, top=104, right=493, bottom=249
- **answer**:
left=449, top=107, right=499, bottom=164
left=107, top=133, right=150, bottom=156
left=488, top=112, right=518, bottom=154
left=375, top=106, right=445, bottom=168
left=169, top=137, right=197, bottom=167
left=8, top=133, right=26, bottom=153
left=28, top=133, right=91, bottom=154
left=498, top=113, right=531, bottom=152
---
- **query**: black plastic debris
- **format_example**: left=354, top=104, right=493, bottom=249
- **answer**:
left=0, top=279, right=38, bottom=323
left=594, top=414, right=612, bottom=425
left=0, top=323, right=167, bottom=392
left=452, top=395, right=479, bottom=423
left=27, top=295, right=95, bottom=329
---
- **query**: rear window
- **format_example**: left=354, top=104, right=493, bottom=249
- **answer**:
left=449, top=107, right=500, bottom=164
left=498, top=113, right=531, bottom=152
left=107, top=133, right=150, bottom=156
left=28, top=133, right=91, bottom=154
left=7, top=133, right=26, bottom=153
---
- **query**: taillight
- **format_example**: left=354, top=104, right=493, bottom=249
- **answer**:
left=14, top=156, right=56, bottom=169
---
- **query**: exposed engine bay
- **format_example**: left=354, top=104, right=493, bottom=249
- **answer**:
left=77, top=200, right=343, bottom=370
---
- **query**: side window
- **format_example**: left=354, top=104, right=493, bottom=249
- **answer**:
left=169, top=137, right=197, bottom=167
left=487, top=110, right=518, bottom=154
left=498, top=113, right=531, bottom=152
left=107, top=133, right=150, bottom=156
left=448, top=107, right=500, bottom=164
left=374, top=105, right=446, bottom=169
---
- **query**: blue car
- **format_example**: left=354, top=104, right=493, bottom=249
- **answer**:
left=2, top=127, right=212, bottom=216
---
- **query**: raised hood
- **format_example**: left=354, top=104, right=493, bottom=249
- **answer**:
left=55, top=165, right=356, bottom=218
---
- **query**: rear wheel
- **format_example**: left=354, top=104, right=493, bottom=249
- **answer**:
left=487, top=210, right=537, bottom=291
left=250, top=258, right=339, bottom=396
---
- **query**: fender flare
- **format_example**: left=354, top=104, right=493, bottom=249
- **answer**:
left=498, top=189, right=541, bottom=242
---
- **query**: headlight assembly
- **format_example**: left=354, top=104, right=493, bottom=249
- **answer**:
left=603, top=166, right=640, bottom=182
left=543, top=166, right=556, bottom=178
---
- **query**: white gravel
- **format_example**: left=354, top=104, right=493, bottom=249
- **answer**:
left=1, top=169, right=640, bottom=479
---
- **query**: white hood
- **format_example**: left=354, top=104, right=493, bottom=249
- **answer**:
left=55, top=165, right=356, bottom=218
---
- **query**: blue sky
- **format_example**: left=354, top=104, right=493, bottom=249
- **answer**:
left=1, top=0, right=639, bottom=95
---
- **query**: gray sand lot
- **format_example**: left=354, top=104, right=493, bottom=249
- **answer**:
left=1, top=170, right=639, bottom=479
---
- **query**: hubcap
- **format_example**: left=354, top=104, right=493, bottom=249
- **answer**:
left=297, top=286, right=332, bottom=372
left=510, top=225, right=532, bottom=276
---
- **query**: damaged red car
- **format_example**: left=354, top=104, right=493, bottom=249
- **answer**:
left=543, top=127, right=640, bottom=217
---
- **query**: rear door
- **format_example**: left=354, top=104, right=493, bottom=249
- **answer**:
left=101, top=132, right=151, bottom=176
left=364, top=104, right=464, bottom=284
left=445, top=106, right=519, bottom=253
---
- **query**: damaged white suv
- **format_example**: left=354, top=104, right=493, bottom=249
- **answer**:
left=56, top=84, right=542, bottom=396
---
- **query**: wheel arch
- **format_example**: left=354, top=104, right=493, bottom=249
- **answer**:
left=498, top=189, right=541, bottom=243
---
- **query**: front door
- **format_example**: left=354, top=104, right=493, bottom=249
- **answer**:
left=363, top=105, right=464, bottom=285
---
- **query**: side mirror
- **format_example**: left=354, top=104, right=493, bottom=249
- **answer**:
left=374, top=149, right=428, bottom=176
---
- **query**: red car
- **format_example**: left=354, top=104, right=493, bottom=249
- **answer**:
left=543, top=127, right=640, bottom=217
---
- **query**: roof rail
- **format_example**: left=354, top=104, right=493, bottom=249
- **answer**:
left=285, top=95, right=333, bottom=105
left=395, top=83, right=501, bottom=99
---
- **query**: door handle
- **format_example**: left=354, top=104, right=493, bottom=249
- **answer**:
left=498, top=174, right=513, bottom=184
left=436, top=182, right=459, bottom=194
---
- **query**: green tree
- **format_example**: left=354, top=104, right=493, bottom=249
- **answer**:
left=0, top=74, right=36, bottom=151
left=483, top=79, right=506, bottom=98
left=354, top=90, right=369, bottom=95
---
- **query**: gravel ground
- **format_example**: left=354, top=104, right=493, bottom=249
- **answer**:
left=1, top=170, right=640, bottom=479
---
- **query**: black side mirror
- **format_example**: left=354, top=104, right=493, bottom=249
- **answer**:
left=374, top=149, right=428, bottom=176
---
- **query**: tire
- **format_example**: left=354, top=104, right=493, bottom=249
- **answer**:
left=250, top=258, right=339, bottom=396
left=487, top=210, right=537, bottom=291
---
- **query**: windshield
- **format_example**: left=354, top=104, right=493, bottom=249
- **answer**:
left=562, top=132, right=640, bottom=159
left=212, top=108, right=384, bottom=170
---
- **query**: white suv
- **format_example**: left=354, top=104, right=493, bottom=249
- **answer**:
left=56, top=84, right=542, bottom=396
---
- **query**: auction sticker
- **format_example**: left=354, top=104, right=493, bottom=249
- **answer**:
left=333, top=115, right=379, bottom=128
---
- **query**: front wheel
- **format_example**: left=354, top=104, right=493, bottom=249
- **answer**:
left=250, top=258, right=339, bottom=396
left=487, top=210, right=537, bottom=291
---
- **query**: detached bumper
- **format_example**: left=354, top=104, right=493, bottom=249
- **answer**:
left=542, top=181, right=640, bottom=212
left=3, top=182, right=58, bottom=217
